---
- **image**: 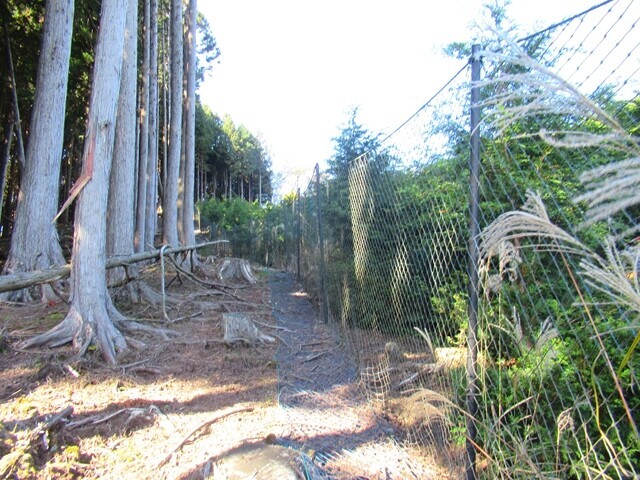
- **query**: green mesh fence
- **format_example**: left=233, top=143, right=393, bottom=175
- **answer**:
left=227, top=1, right=640, bottom=477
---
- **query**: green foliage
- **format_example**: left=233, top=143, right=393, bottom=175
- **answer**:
left=195, top=105, right=273, bottom=202
left=199, top=197, right=261, bottom=230
left=196, top=12, right=221, bottom=85
left=198, top=197, right=294, bottom=267
left=320, top=120, right=471, bottom=340
left=472, top=78, right=640, bottom=475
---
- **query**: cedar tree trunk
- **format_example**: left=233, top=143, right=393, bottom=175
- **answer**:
left=1, top=0, right=73, bottom=302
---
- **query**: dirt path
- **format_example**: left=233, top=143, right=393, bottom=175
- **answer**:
left=269, top=272, right=383, bottom=455
left=270, top=272, right=355, bottom=399
left=267, top=272, right=454, bottom=479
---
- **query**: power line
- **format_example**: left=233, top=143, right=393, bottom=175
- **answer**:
left=517, top=0, right=614, bottom=44
left=379, top=63, right=468, bottom=147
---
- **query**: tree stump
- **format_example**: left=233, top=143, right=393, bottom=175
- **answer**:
left=218, top=258, right=257, bottom=284
left=223, top=313, right=274, bottom=346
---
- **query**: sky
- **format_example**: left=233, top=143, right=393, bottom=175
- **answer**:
left=197, top=1, right=606, bottom=195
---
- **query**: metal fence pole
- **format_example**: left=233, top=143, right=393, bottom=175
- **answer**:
left=466, top=44, right=482, bottom=480
left=315, top=164, right=329, bottom=323
left=296, top=187, right=301, bottom=281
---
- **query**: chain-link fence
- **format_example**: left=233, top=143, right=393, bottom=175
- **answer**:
left=226, top=1, right=640, bottom=478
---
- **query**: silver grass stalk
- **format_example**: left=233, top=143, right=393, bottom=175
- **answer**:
left=478, top=191, right=595, bottom=263
left=574, top=157, right=640, bottom=229
left=475, top=27, right=640, bottom=474
left=479, top=191, right=640, bottom=319
left=476, top=32, right=629, bottom=136
left=478, top=191, right=639, bottom=440
left=478, top=30, right=640, bottom=233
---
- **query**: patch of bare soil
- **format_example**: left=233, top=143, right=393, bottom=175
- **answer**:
left=0, top=260, right=455, bottom=479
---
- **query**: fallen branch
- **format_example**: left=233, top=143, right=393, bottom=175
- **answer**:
left=67, top=405, right=160, bottom=430
left=64, top=364, right=80, bottom=378
left=157, top=405, right=254, bottom=468
left=270, top=333, right=293, bottom=350
left=167, top=256, right=244, bottom=301
left=302, top=346, right=339, bottom=364
left=300, top=340, right=327, bottom=348
left=168, top=310, right=203, bottom=323
left=0, top=241, right=229, bottom=294
left=252, top=319, right=293, bottom=332
left=167, top=338, right=227, bottom=346
left=395, top=363, right=441, bottom=390
left=67, top=408, right=130, bottom=429
left=108, top=358, right=150, bottom=372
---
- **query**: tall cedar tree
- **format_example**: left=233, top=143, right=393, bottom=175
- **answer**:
left=20, top=0, right=129, bottom=363
left=178, top=0, right=197, bottom=247
left=106, top=0, right=138, bottom=284
left=144, top=0, right=159, bottom=250
left=1, top=0, right=73, bottom=302
left=162, top=0, right=183, bottom=246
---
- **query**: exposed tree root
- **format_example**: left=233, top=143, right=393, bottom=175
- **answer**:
left=0, top=246, right=68, bottom=304
left=118, top=320, right=176, bottom=340
left=157, top=405, right=255, bottom=468
left=17, top=294, right=178, bottom=364
left=111, top=279, right=176, bottom=308
left=0, top=405, right=74, bottom=478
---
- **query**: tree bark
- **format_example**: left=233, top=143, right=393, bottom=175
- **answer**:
left=135, top=0, right=151, bottom=253
left=161, top=12, right=168, bottom=197
left=20, top=0, right=129, bottom=364
left=1, top=0, right=73, bottom=302
left=1, top=154, right=19, bottom=237
left=144, top=0, right=159, bottom=251
left=106, top=0, right=138, bottom=285
left=179, top=0, right=197, bottom=247
left=161, top=0, right=183, bottom=246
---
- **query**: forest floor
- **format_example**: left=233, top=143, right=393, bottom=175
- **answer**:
left=0, top=254, right=457, bottom=479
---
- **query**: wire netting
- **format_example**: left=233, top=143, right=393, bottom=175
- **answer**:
left=471, top=1, right=640, bottom=477
left=226, top=1, right=640, bottom=477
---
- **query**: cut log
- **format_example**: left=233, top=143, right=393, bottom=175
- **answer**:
left=218, top=258, right=257, bottom=284
left=0, top=241, right=228, bottom=294
left=223, top=313, right=274, bottom=346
